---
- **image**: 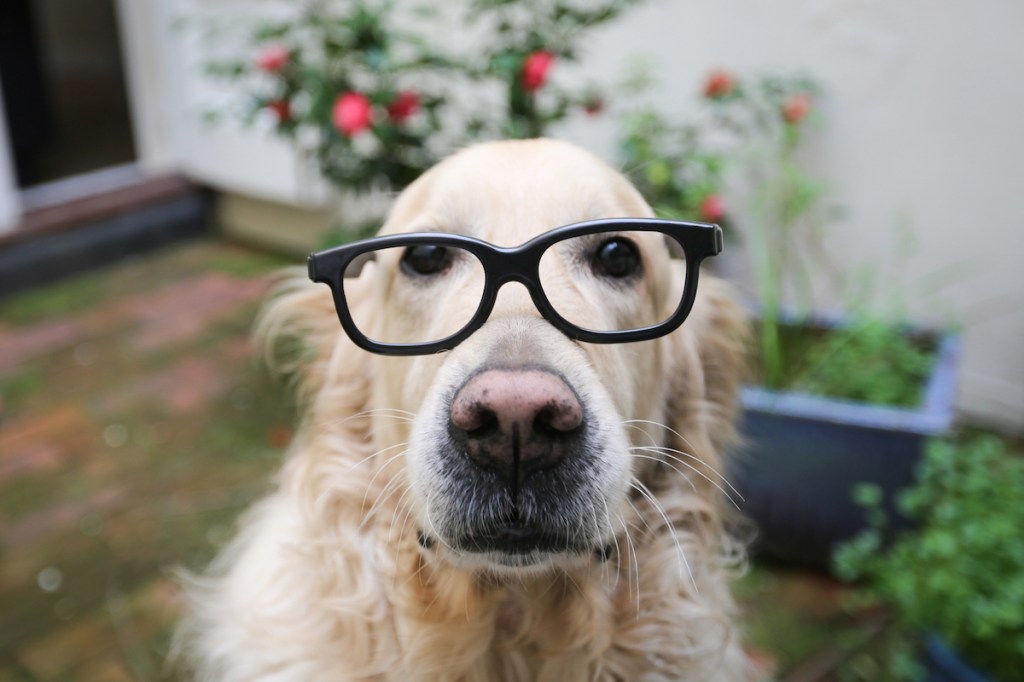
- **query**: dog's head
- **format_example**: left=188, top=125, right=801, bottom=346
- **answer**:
left=283, top=139, right=745, bottom=575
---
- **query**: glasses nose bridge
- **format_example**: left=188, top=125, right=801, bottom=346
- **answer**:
left=483, top=243, right=544, bottom=296
left=477, top=242, right=548, bottom=322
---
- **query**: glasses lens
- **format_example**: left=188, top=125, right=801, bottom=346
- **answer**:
left=539, top=230, right=685, bottom=333
left=342, top=243, right=485, bottom=345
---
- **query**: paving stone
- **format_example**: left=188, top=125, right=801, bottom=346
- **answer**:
left=0, top=405, right=95, bottom=484
left=0, top=319, right=84, bottom=373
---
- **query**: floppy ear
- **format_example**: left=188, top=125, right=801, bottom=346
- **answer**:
left=659, top=266, right=749, bottom=508
left=255, top=265, right=378, bottom=423
left=255, top=267, right=345, bottom=407
left=256, top=266, right=387, bottom=524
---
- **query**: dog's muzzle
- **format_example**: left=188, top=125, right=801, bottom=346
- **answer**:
left=441, top=367, right=597, bottom=557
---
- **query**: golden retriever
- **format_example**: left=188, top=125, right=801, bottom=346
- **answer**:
left=177, top=139, right=756, bottom=681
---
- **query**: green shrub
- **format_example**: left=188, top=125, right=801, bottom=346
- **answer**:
left=791, top=319, right=936, bottom=407
left=834, top=436, right=1024, bottom=680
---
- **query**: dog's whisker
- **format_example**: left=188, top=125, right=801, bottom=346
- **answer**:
left=422, top=506, right=457, bottom=554
left=602, top=498, right=623, bottom=587
left=359, top=470, right=408, bottom=533
left=622, top=417, right=700, bottom=444
left=630, top=479, right=699, bottom=594
left=562, top=569, right=585, bottom=604
left=358, top=450, right=410, bottom=523
left=387, top=491, right=417, bottom=594
left=622, top=418, right=722, bottom=479
left=630, top=440, right=745, bottom=502
left=322, top=409, right=416, bottom=432
left=622, top=418, right=744, bottom=498
left=626, top=477, right=700, bottom=589
left=387, top=486, right=414, bottom=542
left=369, top=468, right=411, bottom=522
left=629, top=452, right=700, bottom=495
left=616, top=511, right=641, bottom=616
left=338, top=440, right=409, bottom=476
left=626, top=490, right=658, bottom=544
left=584, top=501, right=607, bottom=563
left=633, top=444, right=743, bottom=505
left=629, top=449, right=743, bottom=511
left=350, top=407, right=418, bottom=420
left=621, top=418, right=699, bottom=451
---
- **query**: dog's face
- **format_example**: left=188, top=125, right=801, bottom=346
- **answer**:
left=357, top=140, right=688, bottom=573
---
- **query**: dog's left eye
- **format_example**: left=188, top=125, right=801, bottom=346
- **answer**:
left=591, top=238, right=642, bottom=279
left=401, top=245, right=452, bottom=276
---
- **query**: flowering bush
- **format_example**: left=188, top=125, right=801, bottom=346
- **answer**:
left=201, top=0, right=642, bottom=193
left=620, top=68, right=820, bottom=233
left=201, top=3, right=458, bottom=192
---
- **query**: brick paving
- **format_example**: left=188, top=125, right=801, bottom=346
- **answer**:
left=0, top=240, right=291, bottom=680
left=0, top=237, right=879, bottom=681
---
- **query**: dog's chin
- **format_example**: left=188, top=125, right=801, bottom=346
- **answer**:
left=428, top=523, right=612, bottom=574
left=444, top=545, right=595, bottom=575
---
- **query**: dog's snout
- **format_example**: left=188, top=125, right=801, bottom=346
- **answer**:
left=449, top=369, right=583, bottom=480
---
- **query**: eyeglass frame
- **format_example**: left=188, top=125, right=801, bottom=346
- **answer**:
left=307, top=217, right=724, bottom=356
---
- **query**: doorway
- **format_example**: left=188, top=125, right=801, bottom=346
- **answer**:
left=0, top=0, right=136, bottom=189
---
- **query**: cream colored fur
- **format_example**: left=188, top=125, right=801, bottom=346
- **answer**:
left=176, top=139, right=757, bottom=681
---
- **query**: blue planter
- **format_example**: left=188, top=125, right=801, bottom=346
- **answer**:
left=730, top=321, right=962, bottom=566
left=923, top=635, right=992, bottom=682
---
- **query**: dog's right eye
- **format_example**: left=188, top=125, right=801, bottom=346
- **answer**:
left=590, top=237, right=642, bottom=280
left=401, top=245, right=451, bottom=276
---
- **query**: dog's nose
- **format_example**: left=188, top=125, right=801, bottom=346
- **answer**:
left=449, top=368, right=584, bottom=481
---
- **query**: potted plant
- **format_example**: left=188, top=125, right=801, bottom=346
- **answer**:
left=618, top=69, right=962, bottom=565
left=832, top=436, right=1024, bottom=681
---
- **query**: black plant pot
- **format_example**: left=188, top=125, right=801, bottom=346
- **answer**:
left=729, top=318, right=962, bottom=567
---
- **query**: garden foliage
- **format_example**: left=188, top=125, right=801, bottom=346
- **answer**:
left=834, top=436, right=1024, bottom=681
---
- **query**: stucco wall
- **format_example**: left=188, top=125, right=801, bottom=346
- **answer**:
left=558, top=0, right=1023, bottom=432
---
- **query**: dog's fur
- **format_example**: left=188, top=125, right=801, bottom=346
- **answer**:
left=177, top=139, right=756, bottom=681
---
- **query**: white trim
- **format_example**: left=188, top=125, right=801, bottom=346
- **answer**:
left=19, top=163, right=146, bottom=212
left=113, top=0, right=177, bottom=174
left=0, top=73, right=21, bottom=233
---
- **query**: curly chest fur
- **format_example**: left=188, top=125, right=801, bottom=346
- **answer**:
left=368, top=531, right=744, bottom=682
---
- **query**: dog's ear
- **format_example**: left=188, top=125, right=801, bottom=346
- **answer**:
left=659, top=266, right=748, bottom=505
left=255, top=266, right=375, bottom=411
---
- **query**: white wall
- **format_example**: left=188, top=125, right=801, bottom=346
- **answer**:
left=116, top=0, right=331, bottom=207
left=555, top=0, right=1024, bottom=433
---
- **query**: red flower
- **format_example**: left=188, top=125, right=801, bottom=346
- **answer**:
left=582, top=92, right=605, bottom=116
left=256, top=44, right=289, bottom=73
left=699, top=194, right=726, bottom=222
left=522, top=51, right=555, bottom=92
left=267, top=98, right=291, bottom=122
left=387, top=91, right=420, bottom=123
left=703, top=70, right=736, bottom=99
left=332, top=92, right=374, bottom=137
left=783, top=93, right=812, bottom=124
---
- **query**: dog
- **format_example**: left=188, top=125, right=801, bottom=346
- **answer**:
left=177, top=139, right=756, bottom=681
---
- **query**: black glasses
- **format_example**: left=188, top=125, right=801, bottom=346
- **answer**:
left=307, top=218, right=723, bottom=355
